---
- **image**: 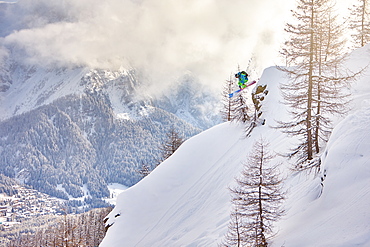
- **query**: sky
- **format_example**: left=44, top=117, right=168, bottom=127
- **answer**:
left=0, top=0, right=296, bottom=92
left=0, top=0, right=354, bottom=92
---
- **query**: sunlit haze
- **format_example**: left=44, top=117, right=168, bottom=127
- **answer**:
left=0, top=0, right=354, bottom=92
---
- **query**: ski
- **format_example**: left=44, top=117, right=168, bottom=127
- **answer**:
left=228, top=80, right=257, bottom=98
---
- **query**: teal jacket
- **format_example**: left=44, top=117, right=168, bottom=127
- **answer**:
left=236, top=71, right=249, bottom=87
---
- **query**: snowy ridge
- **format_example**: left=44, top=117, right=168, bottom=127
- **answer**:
left=0, top=61, right=220, bottom=129
left=273, top=85, right=370, bottom=246
left=0, top=60, right=220, bottom=207
left=0, top=65, right=139, bottom=121
left=1, top=66, right=88, bottom=120
left=101, top=122, right=260, bottom=247
left=101, top=46, right=370, bottom=246
left=100, top=67, right=290, bottom=247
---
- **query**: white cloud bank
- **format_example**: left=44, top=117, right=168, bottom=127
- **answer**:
left=1, top=0, right=294, bottom=90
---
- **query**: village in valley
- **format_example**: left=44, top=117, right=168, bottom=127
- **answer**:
left=0, top=182, right=110, bottom=246
left=0, top=185, right=63, bottom=229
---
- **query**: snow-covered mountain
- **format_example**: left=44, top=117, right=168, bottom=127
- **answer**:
left=0, top=62, right=219, bottom=128
left=0, top=58, right=221, bottom=208
left=0, top=1, right=224, bottom=210
left=0, top=20, right=221, bottom=209
left=101, top=46, right=370, bottom=246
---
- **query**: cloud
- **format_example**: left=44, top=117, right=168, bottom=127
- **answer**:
left=1, top=0, right=294, bottom=91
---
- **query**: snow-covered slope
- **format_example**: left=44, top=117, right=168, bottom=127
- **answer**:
left=102, top=122, right=248, bottom=246
left=272, top=45, right=370, bottom=247
left=100, top=66, right=290, bottom=246
left=273, top=94, right=370, bottom=247
left=101, top=46, right=370, bottom=246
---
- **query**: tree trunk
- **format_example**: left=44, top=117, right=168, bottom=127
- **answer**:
left=361, top=0, right=366, bottom=47
left=307, top=0, right=315, bottom=161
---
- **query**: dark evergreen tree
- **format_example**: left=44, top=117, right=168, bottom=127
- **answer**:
left=137, top=163, right=151, bottom=178
left=0, top=174, right=18, bottom=196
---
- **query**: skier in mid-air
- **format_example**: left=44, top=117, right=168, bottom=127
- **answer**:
left=228, top=71, right=256, bottom=98
left=235, top=71, right=249, bottom=89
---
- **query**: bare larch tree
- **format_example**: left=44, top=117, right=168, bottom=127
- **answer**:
left=221, top=139, right=285, bottom=247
